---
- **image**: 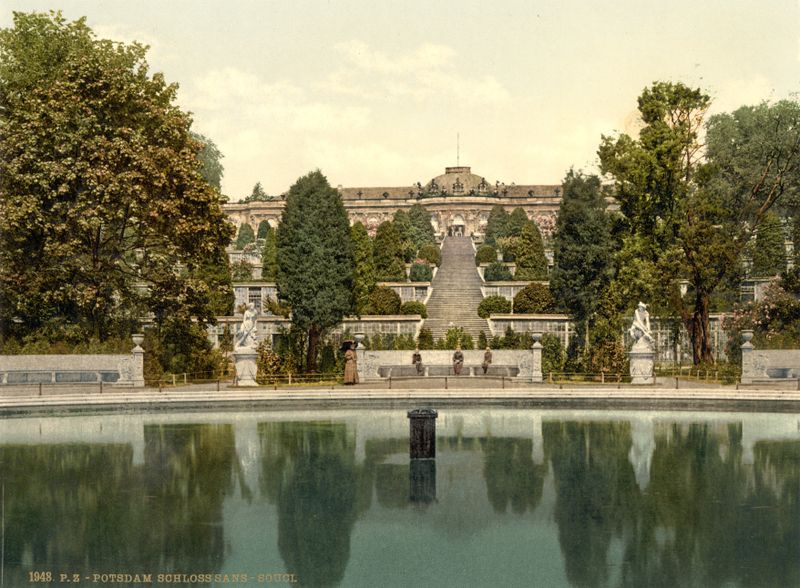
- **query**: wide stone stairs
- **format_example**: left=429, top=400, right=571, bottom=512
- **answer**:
left=423, top=236, right=489, bottom=341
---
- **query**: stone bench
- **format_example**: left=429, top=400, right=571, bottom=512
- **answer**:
left=1, top=370, right=121, bottom=384
left=377, top=365, right=519, bottom=378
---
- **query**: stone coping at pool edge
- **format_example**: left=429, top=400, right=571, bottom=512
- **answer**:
left=1, top=381, right=799, bottom=415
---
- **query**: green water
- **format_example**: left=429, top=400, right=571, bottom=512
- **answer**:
left=1, top=409, right=798, bottom=587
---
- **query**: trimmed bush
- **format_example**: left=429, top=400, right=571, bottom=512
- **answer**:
left=418, top=243, right=441, bottom=266
left=484, top=262, right=513, bottom=281
left=400, top=300, right=427, bottom=318
left=542, top=333, right=566, bottom=374
left=409, top=263, right=433, bottom=282
left=478, top=295, right=512, bottom=318
left=364, top=286, right=401, bottom=315
left=417, top=327, right=434, bottom=350
left=475, top=244, right=497, bottom=265
left=513, top=282, right=555, bottom=313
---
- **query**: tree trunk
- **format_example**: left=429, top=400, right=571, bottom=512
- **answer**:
left=306, top=324, right=321, bottom=373
left=689, top=292, right=714, bottom=364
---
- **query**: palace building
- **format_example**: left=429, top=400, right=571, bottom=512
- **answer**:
left=223, top=165, right=562, bottom=239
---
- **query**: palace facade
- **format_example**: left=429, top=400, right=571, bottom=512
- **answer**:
left=223, top=165, right=562, bottom=239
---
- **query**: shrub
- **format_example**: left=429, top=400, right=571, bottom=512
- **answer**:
left=417, top=243, right=441, bottom=266
left=475, top=245, right=497, bottom=265
left=409, top=263, right=433, bottom=282
left=542, top=333, right=566, bottom=374
left=417, top=327, right=434, bottom=349
left=478, top=331, right=488, bottom=349
left=484, top=262, right=513, bottom=281
left=478, top=295, right=511, bottom=318
left=438, top=326, right=474, bottom=349
left=231, top=259, right=254, bottom=281
left=400, top=301, right=427, bottom=318
left=364, top=286, right=401, bottom=315
left=513, top=283, right=555, bottom=314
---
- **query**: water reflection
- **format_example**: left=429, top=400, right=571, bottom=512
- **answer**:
left=1, top=411, right=798, bottom=587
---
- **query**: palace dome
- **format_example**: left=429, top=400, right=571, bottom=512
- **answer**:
left=427, top=166, right=493, bottom=195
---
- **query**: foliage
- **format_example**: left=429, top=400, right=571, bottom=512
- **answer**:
left=587, top=340, right=627, bottom=375
left=496, top=236, right=521, bottom=262
left=436, top=327, right=474, bottom=350
left=145, top=322, right=227, bottom=381
left=506, top=208, right=529, bottom=237
left=363, top=286, right=401, bottom=315
left=475, top=245, right=497, bottom=265
left=408, top=263, right=433, bottom=282
left=484, top=205, right=509, bottom=246
left=601, top=84, right=800, bottom=364
left=484, top=262, right=513, bottom=281
left=0, top=12, right=235, bottom=344
left=350, top=222, right=376, bottom=314
left=408, top=203, right=436, bottom=248
left=373, top=221, right=407, bottom=281
left=550, top=170, right=614, bottom=324
left=514, top=221, right=548, bottom=280
left=417, top=327, right=434, bottom=350
left=478, top=295, right=511, bottom=318
left=231, top=259, right=254, bottom=281
left=417, top=243, right=441, bottom=267
left=276, top=170, right=354, bottom=372
left=243, top=181, right=272, bottom=202
left=725, top=283, right=800, bottom=356
left=260, top=227, right=278, bottom=280
left=513, top=283, right=555, bottom=314
left=542, top=333, right=566, bottom=374
left=478, top=330, right=488, bottom=349
left=363, top=332, right=416, bottom=351
left=235, top=223, right=256, bottom=249
left=392, top=209, right=417, bottom=263
left=256, top=339, right=284, bottom=379
left=750, top=212, right=786, bottom=277
left=400, top=300, right=427, bottom=318
left=192, top=132, right=224, bottom=191
left=257, top=220, right=271, bottom=240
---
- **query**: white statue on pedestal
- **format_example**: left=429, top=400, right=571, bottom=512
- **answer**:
left=629, top=301, right=655, bottom=384
left=234, top=303, right=259, bottom=386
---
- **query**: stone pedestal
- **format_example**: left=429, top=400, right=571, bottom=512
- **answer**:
left=408, top=408, right=438, bottom=459
left=234, top=348, right=258, bottom=386
left=117, top=334, right=146, bottom=387
left=629, top=341, right=655, bottom=384
left=531, top=333, right=543, bottom=383
left=740, top=329, right=755, bottom=384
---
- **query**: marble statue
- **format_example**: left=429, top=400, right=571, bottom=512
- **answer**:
left=235, top=303, right=259, bottom=350
left=628, top=301, right=655, bottom=384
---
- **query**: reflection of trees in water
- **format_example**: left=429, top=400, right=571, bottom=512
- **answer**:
left=0, top=424, right=236, bottom=584
left=621, top=424, right=800, bottom=588
left=481, top=437, right=546, bottom=514
left=543, top=421, right=638, bottom=588
left=259, top=422, right=358, bottom=587
left=142, top=424, right=236, bottom=571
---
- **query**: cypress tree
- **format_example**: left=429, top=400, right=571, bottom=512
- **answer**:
left=373, top=221, right=407, bottom=281
left=408, top=203, right=436, bottom=248
left=485, top=205, right=509, bottom=246
left=235, top=223, right=255, bottom=249
left=276, top=170, right=354, bottom=372
left=260, top=226, right=278, bottom=280
left=550, top=170, right=613, bottom=324
left=257, top=220, right=271, bottom=240
left=514, top=221, right=548, bottom=280
left=350, top=222, right=376, bottom=314
left=507, top=208, right=529, bottom=237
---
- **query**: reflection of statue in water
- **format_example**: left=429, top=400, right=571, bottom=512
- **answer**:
left=235, top=303, right=258, bottom=350
left=628, top=302, right=653, bottom=349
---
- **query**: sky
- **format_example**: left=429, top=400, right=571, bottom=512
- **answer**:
left=2, top=1, right=798, bottom=199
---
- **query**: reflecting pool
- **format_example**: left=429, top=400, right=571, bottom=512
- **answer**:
left=1, top=408, right=799, bottom=587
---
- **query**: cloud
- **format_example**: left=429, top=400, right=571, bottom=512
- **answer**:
left=322, top=40, right=510, bottom=105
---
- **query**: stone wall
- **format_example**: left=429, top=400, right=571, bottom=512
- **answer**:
left=0, top=339, right=145, bottom=387
left=356, top=348, right=534, bottom=380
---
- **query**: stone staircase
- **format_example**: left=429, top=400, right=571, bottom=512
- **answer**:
left=423, top=236, right=489, bottom=341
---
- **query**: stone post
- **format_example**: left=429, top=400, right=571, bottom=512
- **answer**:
left=740, top=329, right=754, bottom=384
left=131, top=334, right=145, bottom=388
left=531, top=332, right=543, bottom=383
